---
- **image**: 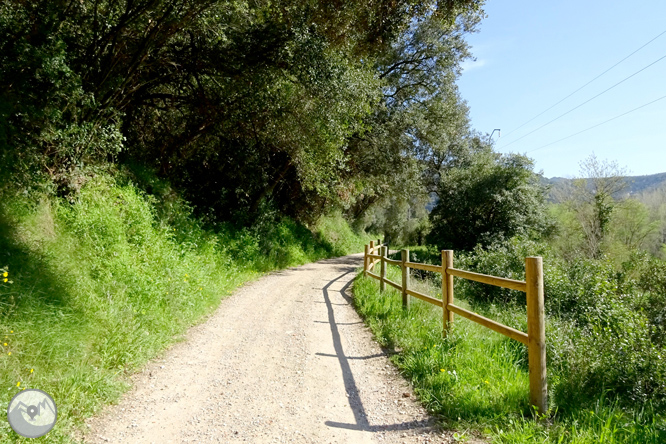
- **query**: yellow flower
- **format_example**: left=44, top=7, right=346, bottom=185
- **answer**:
left=10, top=330, right=13, bottom=333
left=3, top=343, right=6, bottom=346
left=16, top=382, right=20, bottom=387
left=8, top=352, right=11, bottom=355
left=2, top=272, right=7, bottom=277
left=3, top=278, right=7, bottom=283
left=484, top=380, right=489, bottom=384
left=185, top=274, right=189, bottom=277
left=440, top=369, right=446, bottom=372
left=30, top=369, right=34, bottom=373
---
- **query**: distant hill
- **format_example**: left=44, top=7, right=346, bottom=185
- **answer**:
left=542, top=172, right=666, bottom=202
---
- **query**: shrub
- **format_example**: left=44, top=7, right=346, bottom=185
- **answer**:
left=453, top=236, right=666, bottom=413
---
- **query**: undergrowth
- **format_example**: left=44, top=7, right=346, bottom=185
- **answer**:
left=0, top=173, right=372, bottom=442
left=352, top=262, right=666, bottom=443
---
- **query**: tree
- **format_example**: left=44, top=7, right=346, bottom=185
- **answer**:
left=0, top=0, right=485, bottom=226
left=610, top=199, right=661, bottom=254
left=426, top=149, right=551, bottom=251
left=569, top=153, right=628, bottom=259
left=343, top=7, right=484, bottom=226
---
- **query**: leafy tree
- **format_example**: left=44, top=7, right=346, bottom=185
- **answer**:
left=427, top=149, right=551, bottom=251
left=567, top=153, right=628, bottom=259
left=343, top=7, right=484, bottom=225
left=0, top=0, right=485, bottom=228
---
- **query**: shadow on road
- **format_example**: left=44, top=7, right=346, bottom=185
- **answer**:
left=320, top=269, right=435, bottom=433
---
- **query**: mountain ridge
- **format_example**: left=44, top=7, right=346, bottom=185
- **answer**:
left=542, top=171, right=666, bottom=201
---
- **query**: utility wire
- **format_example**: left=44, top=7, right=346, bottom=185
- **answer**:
left=526, top=92, right=666, bottom=153
left=499, top=52, right=666, bottom=149
left=501, top=29, right=666, bottom=140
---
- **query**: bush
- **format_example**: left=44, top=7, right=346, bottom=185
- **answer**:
left=453, top=236, right=666, bottom=413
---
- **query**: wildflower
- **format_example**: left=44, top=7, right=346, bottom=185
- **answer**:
left=440, top=369, right=446, bottom=372
left=185, top=274, right=189, bottom=277
left=484, top=380, right=489, bottom=384
left=2, top=272, right=7, bottom=277
left=16, top=382, right=20, bottom=387
left=3, top=278, right=6, bottom=283
left=3, top=343, right=6, bottom=346
left=30, top=369, right=33, bottom=373
left=8, top=352, right=11, bottom=355
left=10, top=331, right=13, bottom=333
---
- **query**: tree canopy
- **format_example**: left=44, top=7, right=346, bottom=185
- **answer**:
left=1, top=0, right=488, bottom=226
left=427, top=149, right=552, bottom=251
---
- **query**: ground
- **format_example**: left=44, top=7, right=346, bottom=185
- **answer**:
left=83, top=254, right=472, bottom=444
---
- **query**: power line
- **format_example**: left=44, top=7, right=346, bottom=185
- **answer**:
left=501, top=29, right=666, bottom=140
left=499, top=52, right=666, bottom=149
left=526, top=92, right=666, bottom=153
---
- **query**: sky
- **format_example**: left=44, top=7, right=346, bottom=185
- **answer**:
left=456, top=0, right=666, bottom=179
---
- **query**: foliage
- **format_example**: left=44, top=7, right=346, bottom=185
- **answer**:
left=561, top=154, right=629, bottom=259
left=0, top=173, right=372, bottom=442
left=353, top=270, right=666, bottom=443
left=0, top=0, right=485, bottom=225
left=452, top=236, right=666, bottom=413
left=427, top=150, right=552, bottom=251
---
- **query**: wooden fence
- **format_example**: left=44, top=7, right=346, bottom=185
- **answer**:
left=363, top=240, right=547, bottom=414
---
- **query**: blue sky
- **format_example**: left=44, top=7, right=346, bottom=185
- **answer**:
left=456, top=0, right=666, bottom=178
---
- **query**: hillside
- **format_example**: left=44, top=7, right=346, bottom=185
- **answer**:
left=543, top=171, right=666, bottom=201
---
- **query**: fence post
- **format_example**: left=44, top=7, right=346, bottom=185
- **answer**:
left=364, top=244, right=369, bottom=277
left=401, top=249, right=410, bottom=309
left=369, top=240, right=375, bottom=272
left=380, top=246, right=387, bottom=292
left=526, top=256, right=547, bottom=415
left=442, top=250, right=454, bottom=336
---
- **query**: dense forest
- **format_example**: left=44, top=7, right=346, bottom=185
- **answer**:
left=1, top=0, right=665, bottom=442
left=0, top=0, right=490, bottom=228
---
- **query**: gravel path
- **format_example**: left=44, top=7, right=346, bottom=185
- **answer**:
left=83, top=254, right=462, bottom=444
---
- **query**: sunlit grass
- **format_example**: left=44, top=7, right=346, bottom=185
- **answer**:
left=0, top=174, right=373, bottom=442
left=352, top=267, right=666, bottom=443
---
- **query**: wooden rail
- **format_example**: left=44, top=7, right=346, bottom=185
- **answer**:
left=362, top=242, right=547, bottom=415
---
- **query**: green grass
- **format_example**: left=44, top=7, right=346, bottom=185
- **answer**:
left=0, top=174, right=373, bottom=442
left=352, top=264, right=666, bottom=443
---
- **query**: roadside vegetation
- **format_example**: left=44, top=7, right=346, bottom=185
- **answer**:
left=0, top=168, right=373, bottom=442
left=353, top=155, right=666, bottom=443
left=2, top=1, right=665, bottom=442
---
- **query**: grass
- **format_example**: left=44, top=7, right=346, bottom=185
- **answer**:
left=352, top=262, right=666, bottom=443
left=0, top=173, right=374, bottom=443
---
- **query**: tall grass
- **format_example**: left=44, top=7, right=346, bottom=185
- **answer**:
left=0, top=174, right=372, bottom=442
left=352, top=264, right=666, bottom=443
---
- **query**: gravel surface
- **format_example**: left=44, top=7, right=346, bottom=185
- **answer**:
left=83, top=254, right=469, bottom=444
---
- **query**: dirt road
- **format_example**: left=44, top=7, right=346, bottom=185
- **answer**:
left=84, top=254, right=456, bottom=443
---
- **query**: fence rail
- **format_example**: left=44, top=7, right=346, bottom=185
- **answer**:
left=363, top=243, right=547, bottom=414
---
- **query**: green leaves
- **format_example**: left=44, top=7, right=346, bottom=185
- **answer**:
left=428, top=150, right=552, bottom=251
